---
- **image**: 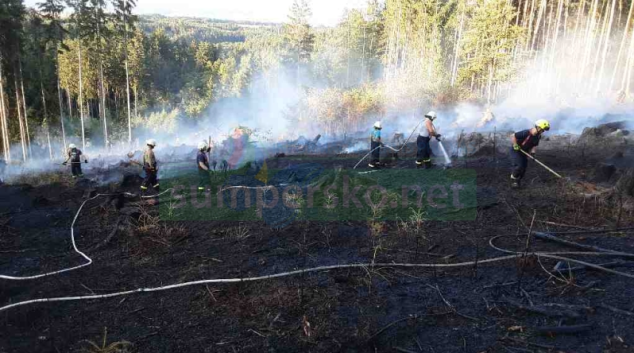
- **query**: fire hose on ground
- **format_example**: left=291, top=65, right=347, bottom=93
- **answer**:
left=2, top=186, right=634, bottom=313
left=0, top=189, right=173, bottom=281
left=353, top=121, right=423, bottom=169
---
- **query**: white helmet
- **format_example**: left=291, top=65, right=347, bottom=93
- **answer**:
left=68, top=143, right=77, bottom=149
left=146, top=139, right=156, bottom=147
left=198, top=141, right=208, bottom=150
left=373, top=121, right=382, bottom=129
left=425, top=111, right=437, bottom=120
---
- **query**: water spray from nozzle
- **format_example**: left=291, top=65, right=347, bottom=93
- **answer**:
left=438, top=141, right=452, bottom=168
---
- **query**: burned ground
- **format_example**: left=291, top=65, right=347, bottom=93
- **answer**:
left=1, top=139, right=634, bottom=353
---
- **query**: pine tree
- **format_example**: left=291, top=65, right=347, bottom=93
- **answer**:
left=112, top=0, right=137, bottom=145
left=66, top=0, right=89, bottom=150
left=0, top=0, right=27, bottom=161
left=284, top=0, right=314, bottom=84
left=85, top=0, right=110, bottom=149
left=38, top=0, right=67, bottom=153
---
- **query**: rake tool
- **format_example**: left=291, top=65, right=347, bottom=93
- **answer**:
left=520, top=149, right=563, bottom=179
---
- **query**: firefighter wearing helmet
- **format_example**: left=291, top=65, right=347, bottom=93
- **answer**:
left=62, top=143, right=88, bottom=178
left=197, top=141, right=211, bottom=191
left=510, top=119, right=550, bottom=188
left=369, top=121, right=383, bottom=168
left=416, top=111, right=441, bottom=169
left=141, top=139, right=159, bottom=191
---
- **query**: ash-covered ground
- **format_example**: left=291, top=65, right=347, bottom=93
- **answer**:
left=1, top=123, right=634, bottom=353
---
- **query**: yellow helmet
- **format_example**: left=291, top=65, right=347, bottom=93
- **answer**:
left=535, top=119, right=550, bottom=131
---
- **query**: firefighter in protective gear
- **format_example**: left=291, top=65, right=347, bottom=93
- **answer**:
left=510, top=119, right=550, bottom=188
left=141, top=139, right=159, bottom=191
left=62, top=143, right=88, bottom=178
left=197, top=141, right=211, bottom=191
left=416, top=111, right=441, bottom=169
left=369, top=121, right=382, bottom=168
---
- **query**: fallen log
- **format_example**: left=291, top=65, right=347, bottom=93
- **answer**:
left=533, top=232, right=634, bottom=258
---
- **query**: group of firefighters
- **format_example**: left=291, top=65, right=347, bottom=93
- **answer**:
left=60, top=139, right=160, bottom=191
left=58, top=137, right=220, bottom=193
left=53, top=111, right=551, bottom=191
left=368, top=110, right=551, bottom=189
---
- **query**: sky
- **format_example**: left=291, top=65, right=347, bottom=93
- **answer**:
left=23, top=0, right=368, bottom=27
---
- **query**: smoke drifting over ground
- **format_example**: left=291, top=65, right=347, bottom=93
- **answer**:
left=5, top=26, right=634, bottom=182
left=196, top=71, right=300, bottom=144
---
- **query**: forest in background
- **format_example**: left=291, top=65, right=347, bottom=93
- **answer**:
left=1, top=0, right=634, bottom=162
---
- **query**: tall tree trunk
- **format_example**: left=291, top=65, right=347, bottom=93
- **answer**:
left=0, top=60, right=9, bottom=162
left=78, top=41, right=86, bottom=150
left=590, top=0, right=611, bottom=92
left=521, top=0, right=530, bottom=28
left=610, top=0, right=634, bottom=90
left=361, top=23, right=367, bottom=82
left=58, top=75, right=66, bottom=152
left=623, top=15, right=634, bottom=92
left=19, top=61, right=31, bottom=158
left=123, top=1, right=132, bottom=145
left=571, top=0, right=587, bottom=71
left=40, top=70, right=51, bottom=160
left=451, top=8, right=465, bottom=87
left=101, top=62, right=108, bottom=150
left=134, top=86, right=138, bottom=119
left=530, top=0, right=547, bottom=55
left=96, top=4, right=108, bottom=150
left=0, top=91, right=8, bottom=161
left=114, top=91, right=118, bottom=119
left=486, top=63, right=494, bottom=104
left=580, top=0, right=600, bottom=90
left=525, top=0, right=537, bottom=51
left=541, top=1, right=554, bottom=94
left=346, top=14, right=351, bottom=88
left=14, top=78, right=27, bottom=161
left=67, top=88, right=73, bottom=120
left=597, top=0, right=617, bottom=94
left=617, top=0, right=623, bottom=29
left=549, top=0, right=563, bottom=78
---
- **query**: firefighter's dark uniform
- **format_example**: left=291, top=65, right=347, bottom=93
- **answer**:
left=68, top=149, right=84, bottom=177
left=511, top=129, right=541, bottom=182
left=370, top=129, right=381, bottom=167
left=142, top=148, right=159, bottom=190
left=197, top=150, right=210, bottom=190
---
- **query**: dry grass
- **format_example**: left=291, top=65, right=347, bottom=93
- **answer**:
left=229, top=223, right=251, bottom=240
left=136, top=203, right=161, bottom=235
left=134, top=203, right=188, bottom=247
left=7, top=170, right=69, bottom=187
left=80, top=327, right=133, bottom=353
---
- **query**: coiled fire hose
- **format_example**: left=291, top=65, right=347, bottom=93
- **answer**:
left=0, top=189, right=173, bottom=281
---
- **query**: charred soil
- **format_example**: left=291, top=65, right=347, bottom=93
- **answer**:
left=1, top=143, right=634, bottom=353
